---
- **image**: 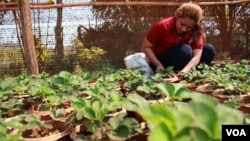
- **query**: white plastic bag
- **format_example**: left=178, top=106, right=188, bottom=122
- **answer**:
left=124, top=53, right=154, bottom=77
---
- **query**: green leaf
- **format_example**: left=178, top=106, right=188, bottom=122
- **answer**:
left=84, top=108, right=96, bottom=120
left=107, top=112, right=126, bottom=127
left=107, top=125, right=129, bottom=140
left=47, top=94, right=61, bottom=107
left=172, top=105, right=194, bottom=133
left=110, top=90, right=122, bottom=101
left=126, top=93, right=149, bottom=110
left=65, top=112, right=76, bottom=125
left=188, top=102, right=218, bottom=137
left=120, top=117, right=142, bottom=134
left=91, top=99, right=102, bottom=113
left=0, top=124, right=7, bottom=133
left=0, top=133, right=7, bottom=140
left=24, top=114, right=40, bottom=122
left=86, top=123, right=97, bottom=133
left=72, top=98, right=86, bottom=111
left=141, top=104, right=176, bottom=134
left=174, top=84, right=189, bottom=97
left=148, top=123, right=173, bottom=141
left=217, top=104, right=244, bottom=125
left=4, top=118, right=24, bottom=130
left=157, top=83, right=189, bottom=100
left=53, top=77, right=65, bottom=85
left=175, top=127, right=192, bottom=140
left=157, top=83, right=172, bottom=97
left=174, top=101, right=218, bottom=139
left=115, top=125, right=130, bottom=137
left=50, top=108, right=66, bottom=119
left=26, top=121, right=43, bottom=129
left=96, top=108, right=108, bottom=120
left=76, top=109, right=85, bottom=120
left=190, top=127, right=211, bottom=141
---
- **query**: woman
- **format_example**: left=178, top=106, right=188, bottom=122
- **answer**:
left=142, top=2, right=216, bottom=82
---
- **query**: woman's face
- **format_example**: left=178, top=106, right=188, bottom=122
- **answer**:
left=175, top=17, right=196, bottom=35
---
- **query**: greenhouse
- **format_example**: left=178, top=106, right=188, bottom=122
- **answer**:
left=0, top=0, right=250, bottom=141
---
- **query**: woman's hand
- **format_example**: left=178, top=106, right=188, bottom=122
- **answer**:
left=164, top=75, right=179, bottom=83
left=164, top=73, right=184, bottom=83
left=156, top=65, right=164, bottom=72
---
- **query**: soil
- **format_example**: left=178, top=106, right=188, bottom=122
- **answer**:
left=58, top=135, right=74, bottom=141
left=22, top=130, right=73, bottom=141
left=28, top=103, right=75, bottom=121
left=21, top=120, right=72, bottom=140
left=22, top=127, right=61, bottom=138
left=126, top=132, right=149, bottom=141
left=195, top=83, right=216, bottom=93
left=237, top=95, right=250, bottom=105
left=1, top=109, right=25, bottom=118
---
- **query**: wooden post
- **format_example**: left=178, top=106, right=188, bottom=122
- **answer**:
left=18, top=0, right=39, bottom=75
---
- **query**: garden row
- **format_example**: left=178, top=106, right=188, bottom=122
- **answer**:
left=0, top=60, right=249, bottom=141
left=182, top=59, right=250, bottom=112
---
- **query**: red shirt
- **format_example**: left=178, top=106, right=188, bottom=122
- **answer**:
left=146, top=16, right=204, bottom=55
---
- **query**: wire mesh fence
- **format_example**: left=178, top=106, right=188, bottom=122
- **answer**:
left=0, top=0, right=249, bottom=77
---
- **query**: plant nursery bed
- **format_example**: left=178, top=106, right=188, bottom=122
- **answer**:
left=22, top=120, right=72, bottom=141
left=1, top=60, right=250, bottom=141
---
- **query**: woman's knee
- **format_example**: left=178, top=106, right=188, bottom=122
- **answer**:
left=179, top=44, right=192, bottom=59
left=201, top=43, right=216, bottom=64
left=204, top=43, right=216, bottom=57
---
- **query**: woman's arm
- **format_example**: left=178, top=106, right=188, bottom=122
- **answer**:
left=165, top=48, right=202, bottom=82
left=142, top=38, right=164, bottom=71
left=180, top=48, right=202, bottom=73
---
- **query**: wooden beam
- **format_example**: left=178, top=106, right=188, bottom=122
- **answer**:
left=18, top=0, right=39, bottom=75
left=0, top=2, right=54, bottom=11
left=30, top=0, right=250, bottom=9
left=0, top=0, right=249, bottom=11
left=0, top=2, right=53, bottom=6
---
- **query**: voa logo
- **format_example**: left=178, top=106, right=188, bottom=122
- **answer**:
left=226, top=129, right=246, bottom=136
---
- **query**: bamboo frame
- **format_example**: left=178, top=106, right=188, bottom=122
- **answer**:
left=0, top=0, right=249, bottom=11
left=0, top=2, right=53, bottom=6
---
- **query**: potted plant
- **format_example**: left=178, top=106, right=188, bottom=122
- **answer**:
left=0, top=98, right=26, bottom=119
left=65, top=87, right=143, bottom=140
left=21, top=114, right=72, bottom=141
left=0, top=115, right=25, bottom=141
left=156, top=82, right=192, bottom=102
left=138, top=93, right=245, bottom=141
left=0, top=77, right=16, bottom=103
left=25, top=74, right=73, bottom=121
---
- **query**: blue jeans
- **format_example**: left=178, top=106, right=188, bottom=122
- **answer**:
left=150, top=43, right=216, bottom=72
